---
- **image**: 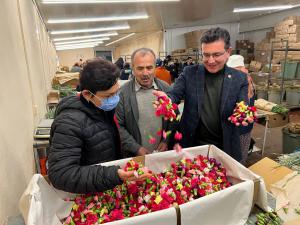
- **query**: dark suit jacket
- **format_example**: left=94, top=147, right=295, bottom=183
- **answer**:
left=116, top=78, right=175, bottom=157
left=168, top=64, right=248, bottom=161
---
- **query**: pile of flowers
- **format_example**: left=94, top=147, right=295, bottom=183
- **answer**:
left=228, top=101, right=257, bottom=126
left=64, top=156, right=231, bottom=225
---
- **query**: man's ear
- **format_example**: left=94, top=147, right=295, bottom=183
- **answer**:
left=227, top=47, right=232, bottom=55
left=81, top=90, right=92, bottom=101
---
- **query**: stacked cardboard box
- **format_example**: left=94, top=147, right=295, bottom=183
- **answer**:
left=235, top=40, right=254, bottom=64
left=273, top=16, right=300, bottom=62
left=254, top=30, right=274, bottom=65
left=184, top=30, right=207, bottom=49
left=249, top=60, right=262, bottom=72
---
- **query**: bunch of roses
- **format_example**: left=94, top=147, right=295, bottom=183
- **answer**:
left=64, top=156, right=231, bottom=225
left=228, top=101, right=257, bottom=126
left=149, top=95, right=183, bottom=152
left=155, top=95, right=178, bottom=121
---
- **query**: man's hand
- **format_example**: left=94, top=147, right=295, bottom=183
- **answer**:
left=156, top=142, right=168, bottom=152
left=137, top=147, right=150, bottom=156
left=152, top=90, right=168, bottom=108
left=117, top=169, right=152, bottom=182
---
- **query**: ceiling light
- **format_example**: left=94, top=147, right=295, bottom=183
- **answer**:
left=233, top=5, right=294, bottom=13
left=56, top=45, right=96, bottom=48
left=55, top=38, right=108, bottom=45
left=55, top=42, right=100, bottom=47
left=53, top=32, right=118, bottom=41
left=105, top=33, right=135, bottom=46
left=43, top=0, right=180, bottom=4
left=56, top=40, right=104, bottom=46
left=56, top=43, right=98, bottom=49
left=56, top=46, right=97, bottom=51
left=48, top=13, right=148, bottom=24
left=51, top=24, right=130, bottom=35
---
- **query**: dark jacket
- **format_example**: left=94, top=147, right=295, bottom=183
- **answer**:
left=168, top=64, right=248, bottom=162
left=120, top=69, right=132, bottom=80
left=115, top=78, right=177, bottom=157
left=48, top=95, right=122, bottom=194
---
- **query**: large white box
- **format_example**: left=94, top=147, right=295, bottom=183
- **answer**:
left=19, top=145, right=268, bottom=225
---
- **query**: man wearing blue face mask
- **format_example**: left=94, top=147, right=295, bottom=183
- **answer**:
left=48, top=58, right=151, bottom=194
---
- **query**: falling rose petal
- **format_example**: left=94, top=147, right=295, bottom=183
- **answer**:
left=174, top=131, right=183, bottom=141
left=149, top=136, right=157, bottom=145
left=156, top=129, right=163, bottom=136
left=174, top=143, right=183, bottom=153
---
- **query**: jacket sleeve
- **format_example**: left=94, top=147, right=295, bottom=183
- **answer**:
left=115, top=93, right=141, bottom=156
left=238, top=72, right=249, bottom=105
left=48, top=113, right=122, bottom=194
left=167, top=66, right=188, bottom=104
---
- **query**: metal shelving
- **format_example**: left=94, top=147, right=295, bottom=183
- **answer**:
left=267, top=40, right=300, bottom=105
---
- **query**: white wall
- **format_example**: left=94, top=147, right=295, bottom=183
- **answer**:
left=0, top=0, right=57, bottom=223
left=57, top=47, right=95, bottom=69
left=111, top=31, right=164, bottom=62
left=164, top=22, right=243, bottom=53
left=240, top=28, right=273, bottom=44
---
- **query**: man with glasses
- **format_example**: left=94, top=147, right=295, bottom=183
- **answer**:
left=116, top=48, right=176, bottom=157
left=154, top=27, right=248, bottom=162
left=48, top=58, right=151, bottom=194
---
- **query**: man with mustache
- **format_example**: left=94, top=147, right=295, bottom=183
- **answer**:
left=116, top=48, right=175, bottom=157
left=154, top=28, right=249, bottom=162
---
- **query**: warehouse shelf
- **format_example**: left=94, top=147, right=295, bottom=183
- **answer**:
left=267, top=40, right=300, bottom=104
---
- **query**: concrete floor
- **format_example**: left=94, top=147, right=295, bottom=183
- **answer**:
left=246, top=109, right=300, bottom=167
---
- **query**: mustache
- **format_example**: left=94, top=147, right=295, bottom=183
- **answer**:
left=141, top=75, right=151, bottom=79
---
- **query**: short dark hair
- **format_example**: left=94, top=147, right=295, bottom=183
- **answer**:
left=131, top=48, right=156, bottom=66
left=200, top=27, right=231, bottom=49
left=80, top=58, right=120, bottom=94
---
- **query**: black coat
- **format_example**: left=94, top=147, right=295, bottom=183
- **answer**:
left=48, top=95, right=122, bottom=194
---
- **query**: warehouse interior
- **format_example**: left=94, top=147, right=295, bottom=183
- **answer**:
left=1, top=0, right=300, bottom=224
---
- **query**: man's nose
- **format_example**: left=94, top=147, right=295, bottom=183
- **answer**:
left=207, top=56, right=216, bottom=63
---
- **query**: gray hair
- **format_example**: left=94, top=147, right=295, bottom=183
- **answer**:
left=131, top=48, right=156, bottom=66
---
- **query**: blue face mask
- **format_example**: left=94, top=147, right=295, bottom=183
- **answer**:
left=90, top=91, right=120, bottom=111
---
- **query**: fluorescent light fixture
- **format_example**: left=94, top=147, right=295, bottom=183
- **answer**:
left=43, top=0, right=180, bottom=4
left=56, top=43, right=98, bottom=49
left=51, top=24, right=130, bottom=35
left=48, top=13, right=148, bottom=24
left=56, top=45, right=96, bottom=51
left=56, top=41, right=104, bottom=46
left=53, top=32, right=118, bottom=41
left=233, top=5, right=294, bottom=13
left=105, top=33, right=135, bottom=46
left=55, top=42, right=100, bottom=47
left=55, top=38, right=108, bottom=45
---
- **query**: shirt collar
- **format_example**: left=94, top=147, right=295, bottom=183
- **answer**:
left=134, top=78, right=158, bottom=92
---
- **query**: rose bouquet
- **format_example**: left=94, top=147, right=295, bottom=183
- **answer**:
left=228, top=101, right=257, bottom=126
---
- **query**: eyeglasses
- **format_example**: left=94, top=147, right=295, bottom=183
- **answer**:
left=201, top=50, right=227, bottom=59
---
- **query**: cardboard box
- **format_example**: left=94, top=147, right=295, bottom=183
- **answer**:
left=249, top=157, right=293, bottom=192
left=47, top=90, right=59, bottom=104
left=184, top=30, right=207, bottom=49
left=19, top=145, right=268, bottom=225
left=250, top=61, right=262, bottom=72
left=256, top=109, right=289, bottom=128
